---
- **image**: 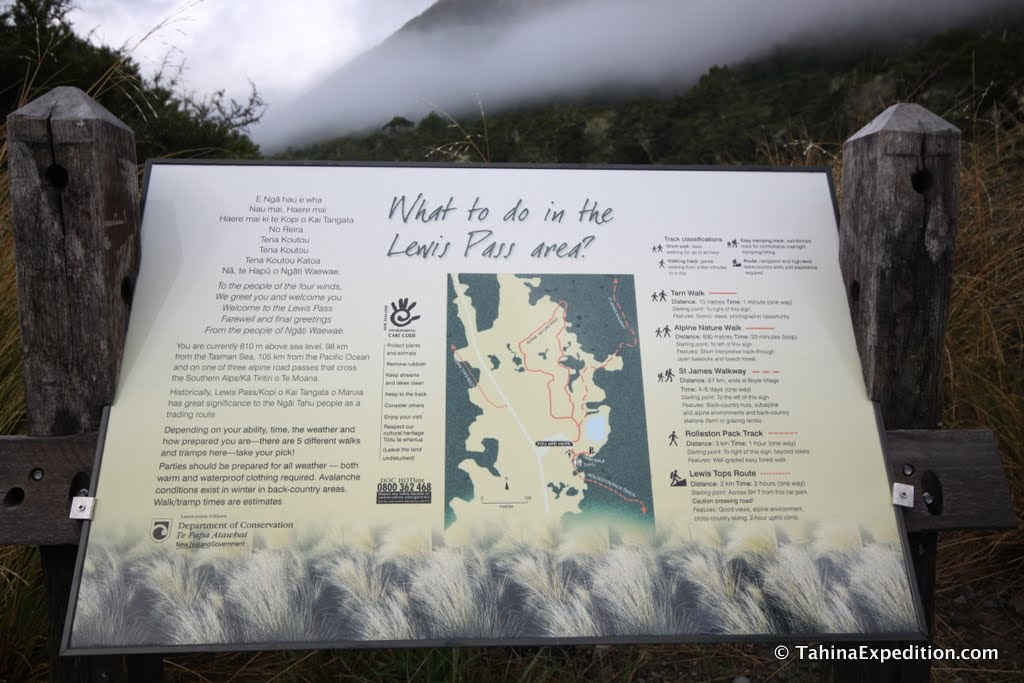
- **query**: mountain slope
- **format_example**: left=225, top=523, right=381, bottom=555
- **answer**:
left=256, top=0, right=1023, bottom=150
left=398, top=0, right=576, bottom=32
left=274, top=25, right=1024, bottom=166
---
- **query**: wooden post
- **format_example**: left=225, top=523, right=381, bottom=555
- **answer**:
left=7, top=87, right=161, bottom=682
left=833, top=103, right=960, bottom=682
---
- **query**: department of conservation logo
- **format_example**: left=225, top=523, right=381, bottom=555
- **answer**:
left=151, top=519, right=171, bottom=542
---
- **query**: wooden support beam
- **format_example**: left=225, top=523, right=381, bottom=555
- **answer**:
left=2, top=428, right=1013, bottom=547
left=6, top=86, right=158, bottom=683
left=886, top=430, right=1016, bottom=533
left=0, top=434, right=94, bottom=545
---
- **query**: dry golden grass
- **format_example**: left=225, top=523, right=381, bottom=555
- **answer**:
left=928, top=104, right=1024, bottom=683
left=0, top=544, right=46, bottom=681
left=945, top=107, right=1024, bottom=496
left=0, top=125, right=26, bottom=435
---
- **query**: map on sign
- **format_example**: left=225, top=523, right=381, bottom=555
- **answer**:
left=445, top=273, right=653, bottom=532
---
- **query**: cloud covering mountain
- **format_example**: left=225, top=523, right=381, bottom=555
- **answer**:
left=255, top=0, right=1020, bottom=150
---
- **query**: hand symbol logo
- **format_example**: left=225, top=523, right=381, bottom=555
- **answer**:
left=390, top=298, right=421, bottom=327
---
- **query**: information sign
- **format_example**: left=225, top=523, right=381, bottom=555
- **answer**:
left=64, top=163, right=924, bottom=653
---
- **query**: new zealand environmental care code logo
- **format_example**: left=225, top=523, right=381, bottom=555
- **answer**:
left=385, top=297, right=421, bottom=338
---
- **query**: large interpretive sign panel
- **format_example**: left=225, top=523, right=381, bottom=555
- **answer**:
left=64, top=163, right=924, bottom=653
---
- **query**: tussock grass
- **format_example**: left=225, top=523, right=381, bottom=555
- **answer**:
left=588, top=546, right=677, bottom=636
left=676, top=545, right=775, bottom=634
left=0, top=62, right=46, bottom=683
left=499, top=543, right=599, bottom=636
left=927, top=95, right=1024, bottom=683
left=944, top=99, right=1024, bottom=500
left=0, top=117, right=26, bottom=437
left=0, top=545, right=46, bottom=681
left=67, top=521, right=916, bottom=656
left=761, top=544, right=847, bottom=632
left=72, top=546, right=149, bottom=647
left=848, top=543, right=920, bottom=632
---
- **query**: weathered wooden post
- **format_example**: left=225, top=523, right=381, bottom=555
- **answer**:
left=833, top=103, right=959, bottom=681
left=6, top=87, right=160, bottom=682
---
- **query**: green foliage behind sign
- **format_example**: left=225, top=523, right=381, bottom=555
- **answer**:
left=0, top=0, right=264, bottom=159
left=276, top=24, right=1024, bottom=166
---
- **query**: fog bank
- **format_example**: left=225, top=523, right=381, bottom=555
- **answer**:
left=255, top=0, right=1019, bottom=150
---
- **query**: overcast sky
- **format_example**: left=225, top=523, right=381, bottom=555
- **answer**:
left=69, top=0, right=434, bottom=105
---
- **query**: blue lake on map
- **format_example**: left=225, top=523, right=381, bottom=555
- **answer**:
left=585, top=414, right=608, bottom=441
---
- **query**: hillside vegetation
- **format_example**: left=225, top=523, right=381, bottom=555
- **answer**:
left=0, top=0, right=264, bottom=161
left=279, top=26, right=1024, bottom=167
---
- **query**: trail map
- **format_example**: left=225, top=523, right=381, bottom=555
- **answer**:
left=445, top=273, right=653, bottom=531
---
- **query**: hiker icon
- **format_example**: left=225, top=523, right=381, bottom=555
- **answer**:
left=659, top=290, right=667, bottom=302
left=670, top=470, right=687, bottom=487
left=669, top=431, right=679, bottom=446
left=663, top=368, right=675, bottom=382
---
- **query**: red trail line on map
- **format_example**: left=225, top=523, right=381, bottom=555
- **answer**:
left=565, top=451, right=647, bottom=514
left=451, top=345, right=508, bottom=409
